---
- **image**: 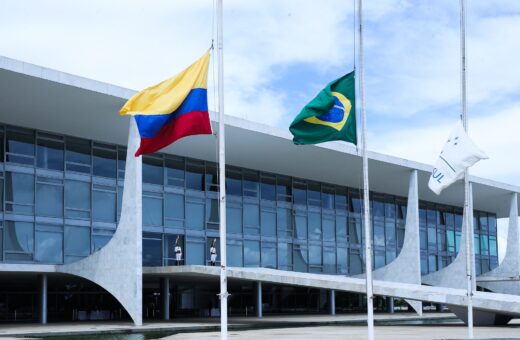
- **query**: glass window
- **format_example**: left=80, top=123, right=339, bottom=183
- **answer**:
left=474, top=235, right=481, bottom=254
left=227, top=204, right=242, bottom=234
left=92, top=187, right=116, bottom=222
left=243, top=171, right=259, bottom=198
left=206, top=198, right=219, bottom=230
left=397, top=201, right=407, bottom=220
left=428, top=255, right=437, bottom=273
left=419, top=207, right=426, bottom=225
left=374, top=251, right=385, bottom=269
left=92, top=234, right=112, bottom=252
left=165, top=157, right=185, bottom=187
left=349, top=192, right=362, bottom=214
left=293, top=181, right=307, bottom=205
left=427, top=208, right=438, bottom=225
left=277, top=242, right=292, bottom=270
left=437, top=229, right=446, bottom=252
left=143, top=233, right=162, bottom=266
left=276, top=176, right=292, bottom=202
left=337, top=247, right=348, bottom=274
left=36, top=180, right=63, bottom=218
left=372, top=197, right=384, bottom=218
left=349, top=250, right=363, bottom=275
left=386, top=248, right=396, bottom=264
left=0, top=177, right=3, bottom=212
left=228, top=240, right=243, bottom=267
left=277, top=207, right=292, bottom=238
left=244, top=240, right=260, bottom=267
left=117, top=148, right=126, bottom=179
left=488, top=215, right=497, bottom=233
left=293, top=244, right=308, bottom=272
left=65, top=180, right=90, bottom=219
left=385, top=201, right=395, bottom=219
left=335, top=187, right=347, bottom=210
left=308, top=212, right=321, bottom=241
left=447, top=229, right=456, bottom=252
left=165, top=193, right=184, bottom=223
left=420, top=253, right=428, bottom=274
left=186, top=199, right=204, bottom=230
left=323, top=247, right=335, bottom=273
left=385, top=221, right=396, bottom=245
left=93, top=145, right=117, bottom=178
left=420, top=229, right=427, bottom=250
left=186, top=161, right=204, bottom=190
left=336, top=215, right=347, bottom=242
left=373, top=220, right=385, bottom=246
left=322, top=186, right=334, bottom=210
left=186, top=238, right=205, bottom=265
left=428, top=226, right=436, bottom=250
left=226, top=169, right=242, bottom=196
left=261, top=242, right=276, bottom=268
left=261, top=207, right=276, bottom=236
left=64, top=226, right=90, bottom=256
left=143, top=193, right=163, bottom=227
left=349, top=218, right=362, bottom=245
left=307, top=182, right=321, bottom=207
left=205, top=164, right=218, bottom=192
left=454, top=213, right=463, bottom=230
left=323, top=215, right=335, bottom=242
left=260, top=175, right=276, bottom=201
left=489, top=235, right=497, bottom=256
left=65, top=137, right=91, bottom=173
left=396, top=224, right=405, bottom=249
left=35, top=230, right=63, bottom=263
left=0, top=228, right=3, bottom=261
left=480, top=234, right=489, bottom=255
left=479, top=215, right=488, bottom=231
left=294, top=213, right=307, bottom=240
left=37, top=136, right=64, bottom=171
left=143, top=156, right=163, bottom=185
left=6, top=128, right=34, bottom=165
left=5, top=221, right=34, bottom=254
left=309, top=244, right=322, bottom=271
left=5, top=172, right=34, bottom=214
left=244, top=203, right=260, bottom=227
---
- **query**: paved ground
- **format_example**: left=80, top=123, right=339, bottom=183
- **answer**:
left=0, top=313, right=455, bottom=338
left=164, top=324, right=520, bottom=340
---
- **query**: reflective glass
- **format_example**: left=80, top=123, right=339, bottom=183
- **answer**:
left=293, top=244, right=308, bottom=272
left=386, top=248, right=396, bottom=263
left=420, top=253, right=428, bottom=274
left=428, top=255, right=437, bottom=273
left=64, top=226, right=90, bottom=256
left=293, top=182, right=307, bottom=205
left=308, top=212, right=321, bottom=240
left=227, top=205, right=242, bottom=234
left=294, top=214, right=307, bottom=240
left=309, top=245, right=322, bottom=267
left=165, top=157, right=185, bottom=187
left=261, top=208, right=276, bottom=236
left=5, top=221, right=34, bottom=253
left=186, top=240, right=205, bottom=265
left=385, top=202, right=395, bottom=218
left=65, top=138, right=91, bottom=173
left=186, top=161, right=204, bottom=190
left=92, top=190, right=116, bottom=222
left=93, top=235, right=111, bottom=252
left=276, top=176, right=291, bottom=202
left=396, top=225, right=405, bottom=249
left=186, top=200, right=204, bottom=230
left=0, top=178, right=3, bottom=212
left=36, top=182, right=63, bottom=217
left=447, top=229, right=456, bottom=252
left=118, top=148, right=126, bottom=179
left=37, top=139, right=64, bottom=170
left=261, top=243, right=276, bottom=268
left=385, top=221, right=395, bottom=245
left=428, top=226, right=436, bottom=250
left=474, top=235, right=481, bottom=254
left=244, top=203, right=259, bottom=227
left=488, top=215, right=497, bottom=233
left=374, top=252, right=385, bottom=269
left=480, top=234, right=489, bottom=255
left=349, top=193, right=362, bottom=213
left=322, top=187, right=334, bottom=210
left=143, top=157, right=163, bottom=185
left=337, top=247, right=348, bottom=274
left=244, top=240, right=260, bottom=267
left=6, top=129, right=34, bottom=164
left=226, top=170, right=242, bottom=196
left=143, top=195, right=163, bottom=227
left=323, top=247, right=335, bottom=273
left=228, top=241, right=243, bottom=267
left=335, top=187, right=347, bottom=210
left=437, top=229, right=446, bottom=251
left=419, top=229, right=427, bottom=250
left=323, top=216, right=335, bottom=242
left=243, top=171, right=259, bottom=197
left=65, top=180, right=90, bottom=219
left=335, top=215, right=347, bottom=241
left=349, top=251, right=362, bottom=275
left=372, top=198, right=384, bottom=218
left=205, top=164, right=218, bottom=192
left=143, top=233, right=162, bottom=266
left=489, top=235, right=497, bottom=256
left=373, top=220, right=385, bottom=246
left=349, top=218, right=362, bottom=245
left=277, top=242, right=292, bottom=269
left=165, top=193, right=184, bottom=220
left=35, top=230, right=62, bottom=263
left=277, top=208, right=292, bottom=237
left=307, top=182, right=321, bottom=207
left=206, top=198, right=219, bottom=229
left=260, top=176, right=276, bottom=201
left=5, top=172, right=34, bottom=213
left=93, top=147, right=117, bottom=178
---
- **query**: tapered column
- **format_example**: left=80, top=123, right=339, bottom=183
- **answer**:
left=162, top=277, right=170, bottom=321
left=40, top=274, right=47, bottom=324
left=329, top=289, right=336, bottom=316
left=256, top=281, right=262, bottom=318
left=386, top=297, right=394, bottom=314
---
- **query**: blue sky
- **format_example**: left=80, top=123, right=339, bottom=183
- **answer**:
left=1, top=0, right=519, bottom=259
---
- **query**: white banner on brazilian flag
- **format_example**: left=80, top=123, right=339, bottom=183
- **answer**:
left=428, top=121, right=488, bottom=195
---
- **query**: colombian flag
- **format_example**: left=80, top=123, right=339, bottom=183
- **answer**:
left=120, top=51, right=212, bottom=156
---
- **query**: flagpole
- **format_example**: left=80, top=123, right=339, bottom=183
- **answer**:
left=358, top=0, right=374, bottom=339
left=216, top=0, right=228, bottom=339
left=460, top=0, right=474, bottom=338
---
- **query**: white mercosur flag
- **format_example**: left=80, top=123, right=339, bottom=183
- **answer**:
left=428, top=121, right=488, bottom=195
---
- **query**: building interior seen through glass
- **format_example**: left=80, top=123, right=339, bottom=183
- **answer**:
left=0, top=125, right=499, bottom=275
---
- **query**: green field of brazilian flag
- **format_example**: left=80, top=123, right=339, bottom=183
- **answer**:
left=289, top=71, right=357, bottom=145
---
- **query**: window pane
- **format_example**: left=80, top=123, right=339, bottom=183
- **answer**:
left=373, top=220, right=385, bottom=247
left=143, top=233, right=162, bottom=266
left=165, top=193, right=184, bottom=220
left=93, top=234, right=112, bottom=252
left=276, top=176, right=291, bottom=202
left=64, top=226, right=90, bottom=256
left=277, top=207, right=292, bottom=237
left=385, top=221, right=395, bottom=245
left=206, top=198, right=219, bottom=229
left=322, top=187, right=334, bottom=210
left=165, top=157, right=185, bottom=187
left=308, top=212, right=321, bottom=241
left=260, top=176, right=276, bottom=201
left=5, top=172, right=34, bottom=213
left=277, top=243, right=292, bottom=269
left=5, top=221, right=34, bottom=254
left=261, top=208, right=276, bottom=236
left=92, top=190, right=116, bottom=222
left=293, top=181, right=307, bottom=205
left=309, top=245, right=322, bottom=267
left=35, top=230, right=63, bottom=264
left=143, top=157, right=163, bottom=185
left=349, top=251, right=362, bottom=275
left=186, top=240, right=205, bottom=265
left=143, top=195, right=163, bottom=227
left=349, top=218, right=362, bottom=244
left=227, top=205, right=242, bottom=234
left=337, top=247, right=348, bottom=274
left=65, top=180, right=90, bottom=218
left=6, top=129, right=34, bottom=164
left=336, top=215, right=347, bottom=241
left=372, top=198, right=384, bottom=218
left=93, top=147, right=117, bottom=178
left=36, top=182, right=63, bottom=217
left=307, top=182, right=321, bottom=207
left=294, top=214, right=307, bottom=240
left=186, top=200, right=204, bottom=230
left=37, top=139, right=64, bottom=171
left=244, top=240, right=260, bottom=267
left=489, top=235, right=497, bottom=256
left=335, top=187, right=347, bottom=210
left=323, top=216, right=335, bottom=242
left=228, top=241, right=243, bottom=267
left=261, top=243, right=276, bottom=268
left=243, top=171, right=259, bottom=197
left=186, top=161, right=204, bottom=190
left=480, top=234, right=489, bottom=255
left=244, top=203, right=259, bottom=227
left=66, top=137, right=91, bottom=173
left=205, top=164, right=218, bottom=192
left=226, top=170, right=242, bottom=196
left=293, top=244, right=308, bottom=272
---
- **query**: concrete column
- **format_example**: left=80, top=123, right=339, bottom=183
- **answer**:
left=329, top=289, right=336, bottom=316
left=256, top=281, right=262, bottom=318
left=386, top=297, right=394, bottom=314
left=40, top=274, right=47, bottom=324
left=162, top=277, right=170, bottom=321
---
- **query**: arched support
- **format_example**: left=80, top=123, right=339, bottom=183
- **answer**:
left=356, top=170, right=422, bottom=315
left=57, top=119, right=143, bottom=325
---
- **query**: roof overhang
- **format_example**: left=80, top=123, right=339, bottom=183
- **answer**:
left=1, top=56, right=518, bottom=217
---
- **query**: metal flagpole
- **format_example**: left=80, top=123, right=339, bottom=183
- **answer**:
left=216, top=0, right=228, bottom=339
left=460, top=0, right=474, bottom=338
left=358, top=0, right=374, bottom=339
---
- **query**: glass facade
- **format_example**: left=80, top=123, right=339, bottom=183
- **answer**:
left=0, top=124, right=499, bottom=275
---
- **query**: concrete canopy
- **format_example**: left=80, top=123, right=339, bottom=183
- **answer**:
left=1, top=55, right=518, bottom=217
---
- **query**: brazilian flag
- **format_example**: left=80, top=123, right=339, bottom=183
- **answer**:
left=289, top=71, right=357, bottom=145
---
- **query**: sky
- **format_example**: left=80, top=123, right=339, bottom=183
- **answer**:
left=1, top=0, right=519, bottom=260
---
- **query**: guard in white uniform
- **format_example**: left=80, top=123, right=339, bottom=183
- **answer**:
left=174, top=236, right=182, bottom=265
left=210, top=238, right=217, bottom=266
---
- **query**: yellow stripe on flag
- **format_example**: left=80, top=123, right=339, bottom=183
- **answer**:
left=119, top=50, right=210, bottom=116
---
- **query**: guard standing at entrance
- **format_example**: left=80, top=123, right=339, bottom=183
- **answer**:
left=210, top=238, right=217, bottom=266
left=174, top=236, right=182, bottom=266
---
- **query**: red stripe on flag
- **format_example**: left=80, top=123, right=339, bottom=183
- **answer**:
left=135, top=111, right=212, bottom=156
